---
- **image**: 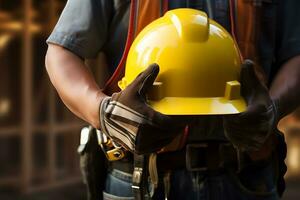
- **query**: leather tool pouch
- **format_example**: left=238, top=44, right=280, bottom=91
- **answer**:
left=78, top=126, right=108, bottom=200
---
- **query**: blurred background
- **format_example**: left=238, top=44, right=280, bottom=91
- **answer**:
left=0, top=0, right=299, bottom=199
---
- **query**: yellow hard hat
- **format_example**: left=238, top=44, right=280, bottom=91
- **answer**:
left=119, top=8, right=246, bottom=115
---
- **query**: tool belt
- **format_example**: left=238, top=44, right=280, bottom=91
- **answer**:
left=78, top=127, right=285, bottom=200
left=106, top=141, right=272, bottom=200
left=109, top=142, right=270, bottom=174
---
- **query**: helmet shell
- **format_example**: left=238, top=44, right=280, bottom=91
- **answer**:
left=119, top=8, right=246, bottom=115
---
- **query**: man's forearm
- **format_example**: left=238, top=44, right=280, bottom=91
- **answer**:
left=270, top=55, right=300, bottom=120
left=45, top=44, right=106, bottom=128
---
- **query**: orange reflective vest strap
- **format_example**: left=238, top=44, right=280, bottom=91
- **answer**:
left=229, top=0, right=261, bottom=61
left=102, top=0, right=137, bottom=95
left=103, top=0, right=168, bottom=96
left=135, top=0, right=169, bottom=34
left=229, top=0, right=267, bottom=82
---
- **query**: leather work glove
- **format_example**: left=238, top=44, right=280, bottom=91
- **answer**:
left=223, top=60, right=278, bottom=152
left=99, top=64, right=184, bottom=154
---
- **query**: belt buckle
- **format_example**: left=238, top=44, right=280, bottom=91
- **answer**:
left=186, top=143, right=209, bottom=172
left=96, top=130, right=125, bottom=161
left=106, top=147, right=126, bottom=161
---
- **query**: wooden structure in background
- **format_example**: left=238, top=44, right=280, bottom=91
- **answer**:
left=279, top=113, right=300, bottom=180
left=0, top=0, right=86, bottom=193
left=1, top=0, right=300, bottom=197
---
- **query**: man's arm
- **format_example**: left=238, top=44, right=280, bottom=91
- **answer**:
left=46, top=44, right=184, bottom=153
left=45, top=0, right=115, bottom=128
left=45, top=44, right=106, bottom=128
left=270, top=0, right=300, bottom=119
left=270, top=55, right=300, bottom=119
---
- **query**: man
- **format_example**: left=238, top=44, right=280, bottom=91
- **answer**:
left=45, top=0, right=300, bottom=199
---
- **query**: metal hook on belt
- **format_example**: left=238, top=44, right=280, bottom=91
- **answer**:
left=96, top=129, right=126, bottom=161
left=132, top=154, right=149, bottom=200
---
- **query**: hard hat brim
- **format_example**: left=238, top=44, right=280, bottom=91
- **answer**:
left=149, top=97, right=247, bottom=115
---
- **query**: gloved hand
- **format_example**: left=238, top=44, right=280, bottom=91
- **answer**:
left=223, top=60, right=278, bottom=152
left=99, top=64, right=184, bottom=154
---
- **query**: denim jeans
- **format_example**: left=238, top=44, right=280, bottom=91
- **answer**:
left=103, top=169, right=135, bottom=200
left=103, top=161, right=279, bottom=200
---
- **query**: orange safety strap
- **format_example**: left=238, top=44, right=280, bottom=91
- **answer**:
left=229, top=0, right=261, bottom=62
left=229, top=0, right=239, bottom=51
left=179, top=126, right=190, bottom=150
left=135, top=0, right=169, bottom=34
left=230, top=0, right=267, bottom=82
left=103, top=0, right=168, bottom=95
left=102, top=0, right=137, bottom=95
left=229, top=0, right=245, bottom=62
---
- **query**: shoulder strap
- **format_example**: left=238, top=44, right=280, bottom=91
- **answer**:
left=229, top=0, right=268, bottom=82
left=229, top=0, right=262, bottom=61
left=103, top=0, right=168, bottom=95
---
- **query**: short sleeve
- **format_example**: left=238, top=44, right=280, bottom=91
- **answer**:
left=276, top=0, right=300, bottom=63
left=46, top=0, right=113, bottom=58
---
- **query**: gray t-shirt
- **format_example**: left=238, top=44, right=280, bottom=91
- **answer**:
left=47, top=0, right=130, bottom=74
